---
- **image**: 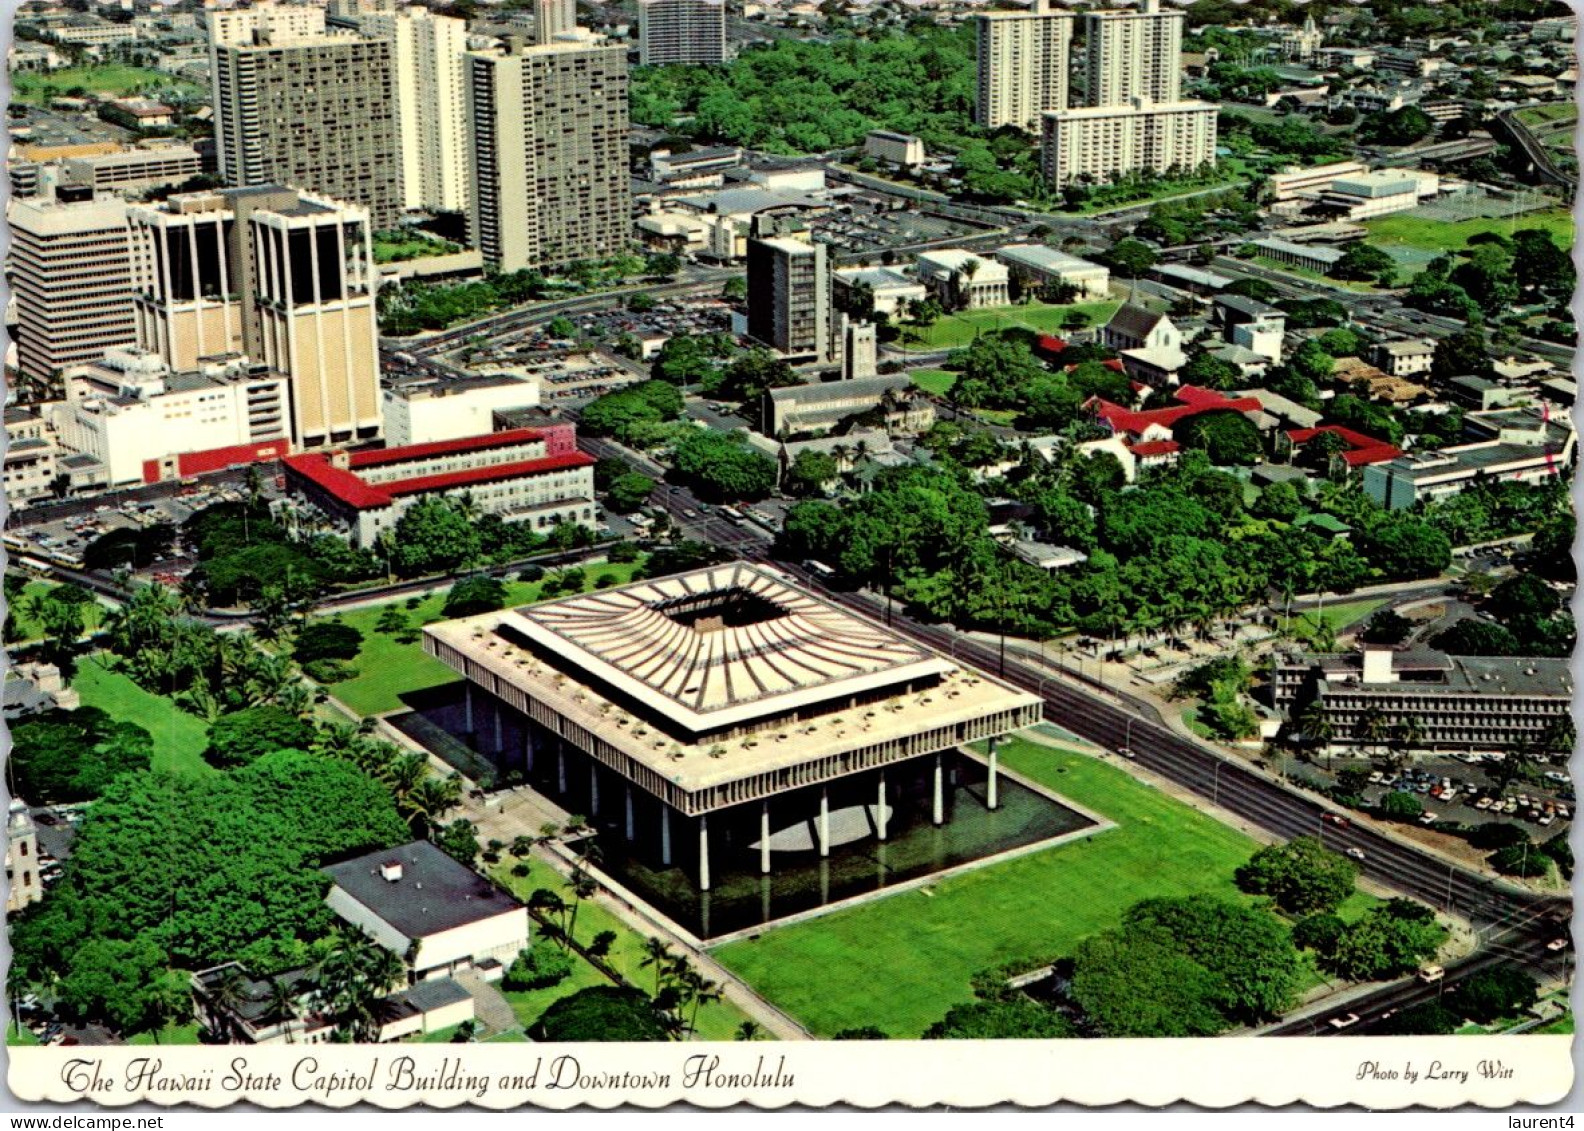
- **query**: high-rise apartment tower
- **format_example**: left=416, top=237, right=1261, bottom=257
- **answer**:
left=973, top=0, right=1073, bottom=131
left=211, top=27, right=403, bottom=228
left=465, top=33, right=631, bottom=271
left=638, top=0, right=727, bottom=66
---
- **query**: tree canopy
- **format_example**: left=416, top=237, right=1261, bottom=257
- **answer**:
left=9, top=706, right=152, bottom=804
left=535, top=986, right=670, bottom=1042
left=1235, top=837, right=1358, bottom=917
left=204, top=704, right=318, bottom=769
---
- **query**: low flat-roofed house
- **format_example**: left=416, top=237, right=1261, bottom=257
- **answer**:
left=323, top=841, right=529, bottom=983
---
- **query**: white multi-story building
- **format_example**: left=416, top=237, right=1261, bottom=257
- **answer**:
left=638, top=0, right=726, bottom=65
left=283, top=427, right=596, bottom=547
left=1082, top=0, right=1183, bottom=108
left=381, top=372, right=542, bottom=446
left=466, top=32, right=632, bottom=271
left=49, top=350, right=289, bottom=488
left=6, top=188, right=136, bottom=393
left=916, top=249, right=1011, bottom=309
left=1042, top=97, right=1218, bottom=187
left=4, top=408, right=59, bottom=502
left=995, top=244, right=1110, bottom=298
left=832, top=265, right=927, bottom=318
left=361, top=6, right=471, bottom=215
left=1268, top=160, right=1368, bottom=202
left=974, top=0, right=1074, bottom=132
left=863, top=130, right=926, bottom=168
left=204, top=0, right=328, bottom=181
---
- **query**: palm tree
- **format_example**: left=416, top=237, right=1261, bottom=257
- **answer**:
left=263, top=977, right=301, bottom=1044
left=1296, top=701, right=1332, bottom=759
left=565, top=864, right=598, bottom=947
left=640, top=937, right=676, bottom=997
left=685, top=972, right=723, bottom=1037
left=204, top=964, right=251, bottom=1042
left=1358, top=706, right=1391, bottom=768
left=734, top=1020, right=764, bottom=1041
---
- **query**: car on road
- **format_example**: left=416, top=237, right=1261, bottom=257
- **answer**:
left=1328, top=1013, right=1360, bottom=1030
left=1344, top=847, right=1365, bottom=861
left=1547, top=938, right=1569, bottom=952
left=1321, top=813, right=1350, bottom=828
left=1418, top=965, right=1445, bottom=983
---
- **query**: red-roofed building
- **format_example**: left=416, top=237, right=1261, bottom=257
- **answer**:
left=1284, top=425, right=1403, bottom=469
left=283, top=428, right=596, bottom=548
left=1090, top=385, right=1265, bottom=444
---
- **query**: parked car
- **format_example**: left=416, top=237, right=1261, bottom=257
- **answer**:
left=1329, top=1013, right=1361, bottom=1030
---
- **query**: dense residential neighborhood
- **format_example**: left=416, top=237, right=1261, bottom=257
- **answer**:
left=1, top=0, right=1577, bottom=1077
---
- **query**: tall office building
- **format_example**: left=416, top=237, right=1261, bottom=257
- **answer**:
left=638, top=0, right=727, bottom=66
left=973, top=0, right=1073, bottom=132
left=466, top=33, right=632, bottom=272
left=204, top=0, right=327, bottom=179
left=212, top=28, right=403, bottom=228
left=1082, top=0, right=1183, bottom=108
left=746, top=235, right=829, bottom=364
left=127, top=187, right=382, bottom=449
left=6, top=187, right=136, bottom=394
left=1042, top=97, right=1218, bottom=186
left=361, top=6, right=471, bottom=214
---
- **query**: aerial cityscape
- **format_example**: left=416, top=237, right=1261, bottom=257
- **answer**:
left=2, top=0, right=1577, bottom=1057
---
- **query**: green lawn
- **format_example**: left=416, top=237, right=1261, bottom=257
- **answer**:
left=489, top=857, right=754, bottom=1040
left=71, top=657, right=214, bottom=777
left=127, top=1021, right=201, bottom=1046
left=712, top=737, right=1367, bottom=1038
left=313, top=561, right=647, bottom=717
left=909, top=369, right=957, bottom=396
left=896, top=300, right=1120, bottom=352
left=1077, top=169, right=1249, bottom=215
left=1534, top=1013, right=1574, bottom=1035
left=373, top=232, right=463, bottom=264
left=11, top=65, right=202, bottom=105
left=6, top=1026, right=40, bottom=1047
left=5, top=581, right=106, bottom=643
left=1291, top=598, right=1386, bottom=643
left=1515, top=103, right=1576, bottom=128
left=1247, top=257, right=1378, bottom=292
left=1364, top=208, right=1574, bottom=255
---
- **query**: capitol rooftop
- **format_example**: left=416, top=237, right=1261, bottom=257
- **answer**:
left=423, top=562, right=1041, bottom=809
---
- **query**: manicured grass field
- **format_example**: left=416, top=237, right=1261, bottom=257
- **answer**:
left=314, top=561, right=647, bottom=717
left=1247, top=257, right=1378, bottom=292
left=711, top=737, right=1358, bottom=1038
left=1364, top=208, right=1574, bottom=255
left=1291, top=598, right=1386, bottom=642
left=896, top=300, right=1120, bottom=351
left=909, top=369, right=957, bottom=396
left=6, top=1026, right=40, bottom=1047
left=490, top=857, right=754, bottom=1040
left=11, top=65, right=202, bottom=105
left=4, top=581, right=106, bottom=643
left=71, top=657, right=214, bottom=777
left=1515, top=103, right=1576, bottom=128
left=1534, top=1013, right=1574, bottom=1035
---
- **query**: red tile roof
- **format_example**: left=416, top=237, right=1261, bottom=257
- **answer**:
left=347, top=427, right=545, bottom=469
left=1128, top=440, right=1181, bottom=457
left=1092, top=385, right=1263, bottom=438
left=284, top=449, right=595, bottom=510
left=1286, top=425, right=1403, bottom=466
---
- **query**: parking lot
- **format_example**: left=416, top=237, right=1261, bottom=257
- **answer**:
left=463, top=298, right=735, bottom=369
left=1320, top=755, right=1573, bottom=834
left=9, top=479, right=271, bottom=581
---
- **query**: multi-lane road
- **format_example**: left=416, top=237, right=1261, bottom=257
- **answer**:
left=607, top=441, right=1571, bottom=1033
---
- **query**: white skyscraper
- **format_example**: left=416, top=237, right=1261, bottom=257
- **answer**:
left=1082, top=0, right=1183, bottom=108
left=361, top=6, right=472, bottom=214
left=973, top=0, right=1073, bottom=132
left=1041, top=0, right=1218, bottom=187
